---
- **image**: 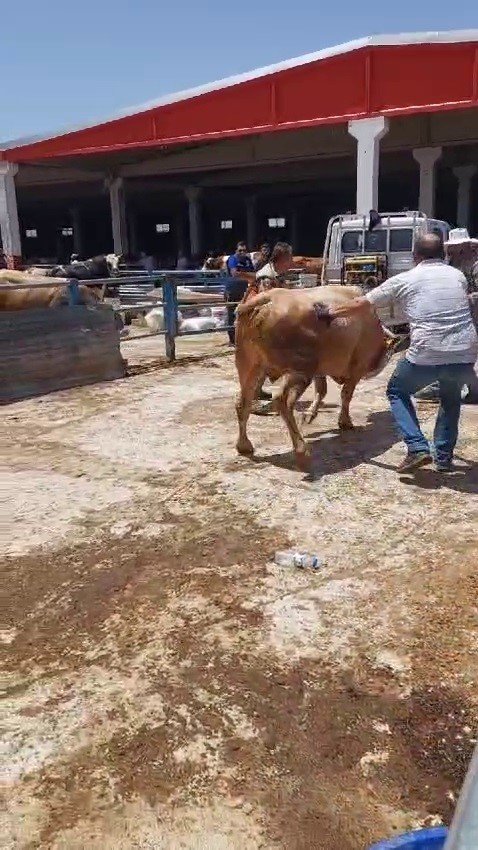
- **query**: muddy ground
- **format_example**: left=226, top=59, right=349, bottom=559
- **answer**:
left=2, top=334, right=477, bottom=849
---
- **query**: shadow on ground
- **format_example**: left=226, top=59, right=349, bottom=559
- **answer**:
left=369, top=450, right=478, bottom=495
left=252, top=411, right=397, bottom=479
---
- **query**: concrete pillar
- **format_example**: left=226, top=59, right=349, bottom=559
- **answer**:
left=69, top=206, right=84, bottom=256
left=348, top=117, right=389, bottom=215
left=413, top=147, right=442, bottom=217
left=453, top=165, right=477, bottom=229
left=186, top=187, right=202, bottom=259
left=106, top=176, right=129, bottom=255
left=0, top=162, right=22, bottom=268
left=245, top=195, right=257, bottom=248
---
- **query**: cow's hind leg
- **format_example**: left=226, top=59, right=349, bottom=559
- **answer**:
left=235, top=352, right=266, bottom=457
left=338, top=378, right=358, bottom=430
left=302, top=375, right=327, bottom=425
left=277, top=372, right=312, bottom=470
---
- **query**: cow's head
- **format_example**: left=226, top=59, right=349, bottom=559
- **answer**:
left=203, top=253, right=224, bottom=271
left=105, top=253, right=122, bottom=276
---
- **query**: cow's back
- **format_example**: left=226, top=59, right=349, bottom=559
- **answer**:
left=236, top=285, right=386, bottom=381
left=0, top=277, right=101, bottom=310
left=308, top=285, right=386, bottom=378
left=0, top=285, right=70, bottom=310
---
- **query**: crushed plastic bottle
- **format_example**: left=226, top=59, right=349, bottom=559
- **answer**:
left=274, top=550, right=323, bottom=570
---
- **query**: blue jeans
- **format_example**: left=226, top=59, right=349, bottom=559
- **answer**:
left=386, top=358, right=474, bottom=463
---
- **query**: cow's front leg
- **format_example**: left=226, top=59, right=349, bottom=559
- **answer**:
left=338, top=379, right=357, bottom=430
left=236, top=390, right=255, bottom=456
left=302, top=375, right=327, bottom=424
left=235, top=355, right=265, bottom=457
left=277, top=372, right=312, bottom=470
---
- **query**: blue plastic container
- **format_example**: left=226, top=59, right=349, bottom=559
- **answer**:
left=369, top=826, right=448, bottom=849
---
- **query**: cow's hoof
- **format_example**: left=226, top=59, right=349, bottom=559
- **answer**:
left=237, top=439, right=254, bottom=456
left=339, top=418, right=354, bottom=431
left=295, top=449, right=312, bottom=472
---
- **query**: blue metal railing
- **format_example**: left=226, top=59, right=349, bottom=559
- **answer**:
left=0, top=270, right=240, bottom=363
left=1, top=268, right=308, bottom=362
left=157, top=271, right=237, bottom=362
left=100, top=269, right=241, bottom=361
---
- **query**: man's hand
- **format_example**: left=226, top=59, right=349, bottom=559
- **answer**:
left=329, top=296, right=371, bottom=317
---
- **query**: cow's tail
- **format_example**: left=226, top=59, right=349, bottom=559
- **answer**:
left=313, top=301, right=333, bottom=326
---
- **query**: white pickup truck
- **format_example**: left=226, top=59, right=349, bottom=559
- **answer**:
left=321, top=211, right=451, bottom=327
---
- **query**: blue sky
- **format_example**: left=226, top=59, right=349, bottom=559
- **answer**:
left=1, top=0, right=477, bottom=143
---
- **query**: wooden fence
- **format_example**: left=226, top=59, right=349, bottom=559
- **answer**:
left=0, top=305, right=125, bottom=403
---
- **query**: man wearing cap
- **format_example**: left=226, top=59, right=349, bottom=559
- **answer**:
left=330, top=233, right=478, bottom=473
left=446, top=227, right=478, bottom=290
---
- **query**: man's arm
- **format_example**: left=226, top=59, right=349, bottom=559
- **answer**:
left=229, top=257, right=253, bottom=279
left=329, top=295, right=372, bottom=317
left=329, top=275, right=403, bottom=317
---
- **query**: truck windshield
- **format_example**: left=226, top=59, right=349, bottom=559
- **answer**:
left=341, top=232, right=363, bottom=253
left=341, top=230, right=388, bottom=253
left=364, top=230, right=387, bottom=252
left=390, top=228, right=413, bottom=252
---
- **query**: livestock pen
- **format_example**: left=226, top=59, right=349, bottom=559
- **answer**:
left=111, top=270, right=236, bottom=360
left=0, top=278, right=126, bottom=403
left=0, top=271, right=241, bottom=402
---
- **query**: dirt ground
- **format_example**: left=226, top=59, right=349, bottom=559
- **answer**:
left=2, top=333, right=477, bottom=850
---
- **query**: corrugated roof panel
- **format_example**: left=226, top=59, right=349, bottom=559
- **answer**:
left=1, top=31, right=477, bottom=162
left=370, top=42, right=478, bottom=113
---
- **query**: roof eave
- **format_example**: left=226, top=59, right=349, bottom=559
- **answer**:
left=2, top=29, right=477, bottom=157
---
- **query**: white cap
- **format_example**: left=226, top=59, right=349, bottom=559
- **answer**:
left=445, top=228, right=478, bottom=247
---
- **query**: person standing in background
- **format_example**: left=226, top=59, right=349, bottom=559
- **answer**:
left=224, top=241, right=254, bottom=345
left=253, top=243, right=271, bottom=272
left=255, top=242, right=293, bottom=290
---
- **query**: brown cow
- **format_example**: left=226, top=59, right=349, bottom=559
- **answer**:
left=202, top=252, right=323, bottom=276
left=0, top=270, right=102, bottom=310
left=289, top=256, right=323, bottom=276
left=234, top=284, right=390, bottom=471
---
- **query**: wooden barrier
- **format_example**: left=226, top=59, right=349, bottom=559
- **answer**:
left=0, top=305, right=125, bottom=403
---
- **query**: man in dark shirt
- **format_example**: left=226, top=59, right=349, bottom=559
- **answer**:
left=224, top=241, right=254, bottom=344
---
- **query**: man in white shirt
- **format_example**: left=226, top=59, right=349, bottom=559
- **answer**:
left=330, top=234, right=478, bottom=473
left=255, top=241, right=293, bottom=290
left=250, top=242, right=294, bottom=411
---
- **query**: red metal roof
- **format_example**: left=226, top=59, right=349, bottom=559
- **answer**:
left=2, top=31, right=477, bottom=163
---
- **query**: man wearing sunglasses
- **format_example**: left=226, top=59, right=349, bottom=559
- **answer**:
left=225, top=241, right=254, bottom=345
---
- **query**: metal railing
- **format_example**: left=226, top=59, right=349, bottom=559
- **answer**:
left=0, top=277, right=101, bottom=306
left=113, top=270, right=237, bottom=361
left=1, top=268, right=311, bottom=363
left=0, top=271, right=239, bottom=363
